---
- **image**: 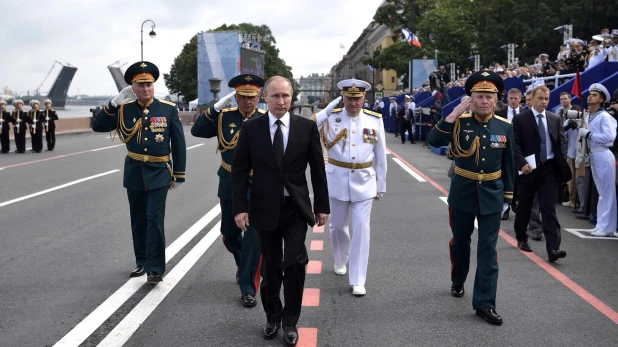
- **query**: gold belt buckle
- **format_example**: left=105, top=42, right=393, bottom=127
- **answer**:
left=351, top=163, right=357, bottom=169
left=477, top=173, right=484, bottom=181
left=143, top=155, right=150, bottom=162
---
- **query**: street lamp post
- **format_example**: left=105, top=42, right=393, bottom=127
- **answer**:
left=396, top=1, right=414, bottom=90
left=141, top=19, right=157, bottom=61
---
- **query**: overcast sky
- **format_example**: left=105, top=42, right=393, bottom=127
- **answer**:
left=0, top=0, right=382, bottom=97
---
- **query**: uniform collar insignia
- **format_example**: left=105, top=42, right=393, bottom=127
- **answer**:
left=229, top=123, right=237, bottom=127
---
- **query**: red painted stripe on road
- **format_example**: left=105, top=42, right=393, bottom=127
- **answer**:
left=307, top=260, right=322, bottom=274
left=310, top=240, right=324, bottom=251
left=0, top=144, right=123, bottom=170
left=313, top=225, right=324, bottom=233
left=387, top=146, right=618, bottom=325
left=302, top=288, right=320, bottom=306
left=298, top=328, right=318, bottom=347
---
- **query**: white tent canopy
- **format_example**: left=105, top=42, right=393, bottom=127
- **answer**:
left=189, top=98, right=198, bottom=110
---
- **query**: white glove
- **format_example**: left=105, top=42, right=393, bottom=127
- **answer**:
left=317, top=96, right=341, bottom=118
left=578, top=127, right=590, bottom=138
left=111, top=86, right=136, bottom=107
left=214, top=91, right=236, bottom=112
left=502, top=203, right=509, bottom=213
left=171, top=182, right=183, bottom=190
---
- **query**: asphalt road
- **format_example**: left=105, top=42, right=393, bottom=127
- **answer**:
left=1, top=110, right=617, bottom=347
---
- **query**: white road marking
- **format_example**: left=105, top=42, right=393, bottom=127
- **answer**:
left=97, top=221, right=222, bottom=347
left=53, top=205, right=221, bottom=347
left=0, top=170, right=120, bottom=207
left=186, top=143, right=204, bottom=150
left=90, top=144, right=123, bottom=152
left=393, top=158, right=426, bottom=182
left=386, top=149, right=391, bottom=155
left=563, top=228, right=618, bottom=240
left=26, top=147, right=32, bottom=150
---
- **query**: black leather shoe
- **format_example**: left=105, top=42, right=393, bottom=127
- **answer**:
left=548, top=249, right=567, bottom=262
left=241, top=293, right=257, bottom=307
left=263, top=322, right=281, bottom=340
left=130, top=266, right=145, bottom=278
left=451, top=284, right=465, bottom=298
left=283, top=326, right=298, bottom=347
left=575, top=215, right=590, bottom=220
left=530, top=232, right=543, bottom=241
left=476, top=308, right=503, bottom=325
left=571, top=209, right=583, bottom=214
left=147, top=272, right=162, bottom=283
left=501, top=207, right=510, bottom=220
left=517, top=241, right=532, bottom=252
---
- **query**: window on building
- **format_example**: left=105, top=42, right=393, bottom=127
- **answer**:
left=391, top=76, right=395, bottom=83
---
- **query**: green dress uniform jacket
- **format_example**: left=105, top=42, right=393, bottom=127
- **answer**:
left=92, top=98, right=187, bottom=190
left=190, top=105, right=266, bottom=199
left=428, top=113, right=515, bottom=215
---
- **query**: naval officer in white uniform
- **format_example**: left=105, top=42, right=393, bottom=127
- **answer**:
left=579, top=83, right=617, bottom=237
left=314, top=79, right=387, bottom=296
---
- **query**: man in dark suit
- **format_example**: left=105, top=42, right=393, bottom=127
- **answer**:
left=513, top=85, right=569, bottom=262
left=232, top=76, right=329, bottom=347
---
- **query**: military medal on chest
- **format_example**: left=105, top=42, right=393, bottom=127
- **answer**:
left=229, top=122, right=237, bottom=134
left=155, top=134, right=164, bottom=143
left=150, top=116, right=167, bottom=132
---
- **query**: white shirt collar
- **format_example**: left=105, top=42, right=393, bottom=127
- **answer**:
left=508, top=106, right=519, bottom=113
left=268, top=111, right=290, bottom=128
left=532, top=107, right=546, bottom=118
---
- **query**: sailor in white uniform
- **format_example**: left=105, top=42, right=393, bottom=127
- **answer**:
left=314, top=79, right=387, bottom=296
left=578, top=83, right=617, bottom=237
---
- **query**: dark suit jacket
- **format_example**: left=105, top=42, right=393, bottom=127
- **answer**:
left=513, top=109, right=568, bottom=183
left=232, top=113, right=330, bottom=230
left=494, top=106, right=523, bottom=120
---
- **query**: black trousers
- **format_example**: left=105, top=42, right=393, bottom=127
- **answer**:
left=514, top=160, right=562, bottom=251
left=46, top=128, right=56, bottom=150
left=400, top=120, right=413, bottom=143
left=13, top=128, right=26, bottom=152
left=256, top=199, right=308, bottom=327
left=30, top=128, right=43, bottom=152
left=394, top=118, right=400, bottom=136
left=0, top=127, right=9, bottom=152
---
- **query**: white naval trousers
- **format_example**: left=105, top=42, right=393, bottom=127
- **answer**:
left=329, top=197, right=373, bottom=286
left=590, top=149, right=617, bottom=233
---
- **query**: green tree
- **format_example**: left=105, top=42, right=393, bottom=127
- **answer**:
left=163, top=35, right=198, bottom=102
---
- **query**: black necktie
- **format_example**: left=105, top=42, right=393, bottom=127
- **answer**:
left=273, top=119, right=284, bottom=167
left=512, top=108, right=516, bottom=120
left=537, top=114, right=547, bottom=163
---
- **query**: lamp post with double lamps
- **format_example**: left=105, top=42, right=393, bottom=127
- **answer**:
left=141, top=19, right=157, bottom=61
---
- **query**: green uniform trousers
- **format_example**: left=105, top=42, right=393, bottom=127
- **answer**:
left=220, top=199, right=262, bottom=295
left=449, top=207, right=500, bottom=310
left=127, top=187, right=168, bottom=275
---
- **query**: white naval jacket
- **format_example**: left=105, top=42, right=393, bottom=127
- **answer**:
left=315, top=108, right=387, bottom=202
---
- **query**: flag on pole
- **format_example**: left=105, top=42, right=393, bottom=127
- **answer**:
left=368, top=65, right=376, bottom=72
left=401, top=28, right=422, bottom=48
left=571, top=70, right=582, bottom=99
left=340, top=44, right=345, bottom=49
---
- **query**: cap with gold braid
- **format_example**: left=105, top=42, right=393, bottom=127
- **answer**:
left=124, top=61, right=160, bottom=85
left=228, top=74, right=265, bottom=96
left=337, top=79, right=372, bottom=97
left=464, top=70, right=504, bottom=96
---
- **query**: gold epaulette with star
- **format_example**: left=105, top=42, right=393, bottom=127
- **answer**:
left=332, top=108, right=343, bottom=113
left=363, top=109, right=382, bottom=118
left=494, top=115, right=511, bottom=124
left=257, top=108, right=267, bottom=114
left=222, top=107, right=238, bottom=112
left=459, top=113, right=473, bottom=119
left=159, top=99, right=176, bottom=106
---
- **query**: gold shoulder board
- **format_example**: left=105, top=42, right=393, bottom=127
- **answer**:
left=459, top=113, right=473, bottom=119
left=332, top=108, right=343, bottom=113
left=494, top=115, right=511, bottom=124
left=222, top=107, right=238, bottom=112
left=257, top=108, right=267, bottom=114
left=159, top=99, right=177, bottom=106
left=364, top=109, right=382, bottom=118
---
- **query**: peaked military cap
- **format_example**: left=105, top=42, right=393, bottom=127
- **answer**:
left=0, top=100, right=7, bottom=105
left=44, top=99, right=52, bottom=105
left=124, top=61, right=159, bottom=85
left=464, top=70, right=504, bottom=96
left=30, top=100, right=40, bottom=106
left=337, top=79, right=372, bottom=97
left=13, top=99, right=24, bottom=106
left=612, top=29, right=618, bottom=37
left=589, top=83, right=610, bottom=103
left=228, top=74, right=265, bottom=96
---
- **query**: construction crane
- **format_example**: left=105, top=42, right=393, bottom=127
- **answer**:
left=36, top=61, right=63, bottom=96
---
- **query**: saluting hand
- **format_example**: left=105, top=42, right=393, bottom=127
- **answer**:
left=214, top=91, right=237, bottom=112
left=235, top=212, right=250, bottom=232
left=444, top=97, right=472, bottom=123
left=315, top=213, right=328, bottom=227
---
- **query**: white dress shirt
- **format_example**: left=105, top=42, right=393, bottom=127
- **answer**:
left=532, top=107, right=554, bottom=161
left=507, top=106, right=519, bottom=122
left=268, top=111, right=290, bottom=196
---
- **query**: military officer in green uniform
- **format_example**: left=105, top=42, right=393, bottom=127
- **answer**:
left=92, top=61, right=187, bottom=283
left=427, top=70, right=514, bottom=325
left=191, top=74, right=265, bottom=307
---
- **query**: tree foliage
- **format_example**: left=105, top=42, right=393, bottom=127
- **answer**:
left=164, top=23, right=300, bottom=103
left=371, top=0, right=618, bottom=72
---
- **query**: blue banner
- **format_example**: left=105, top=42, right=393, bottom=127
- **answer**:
left=197, top=32, right=241, bottom=105
left=413, top=59, right=437, bottom=89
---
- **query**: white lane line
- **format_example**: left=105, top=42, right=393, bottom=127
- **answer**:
left=186, top=143, right=204, bottom=150
left=0, top=170, right=120, bottom=207
left=97, top=221, right=222, bottom=347
left=53, top=204, right=221, bottom=347
left=564, top=228, right=618, bottom=240
left=91, top=144, right=124, bottom=152
left=393, top=158, right=426, bottom=182
left=386, top=149, right=391, bottom=155
left=439, top=197, right=479, bottom=228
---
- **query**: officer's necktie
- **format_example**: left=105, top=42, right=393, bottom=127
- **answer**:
left=512, top=108, right=516, bottom=120
left=537, top=114, right=547, bottom=163
left=273, top=119, right=284, bottom=198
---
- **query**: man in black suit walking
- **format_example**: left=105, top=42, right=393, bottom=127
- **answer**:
left=232, top=76, right=330, bottom=347
left=513, top=86, right=569, bottom=262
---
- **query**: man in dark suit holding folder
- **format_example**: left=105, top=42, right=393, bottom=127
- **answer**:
left=232, top=76, right=329, bottom=347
